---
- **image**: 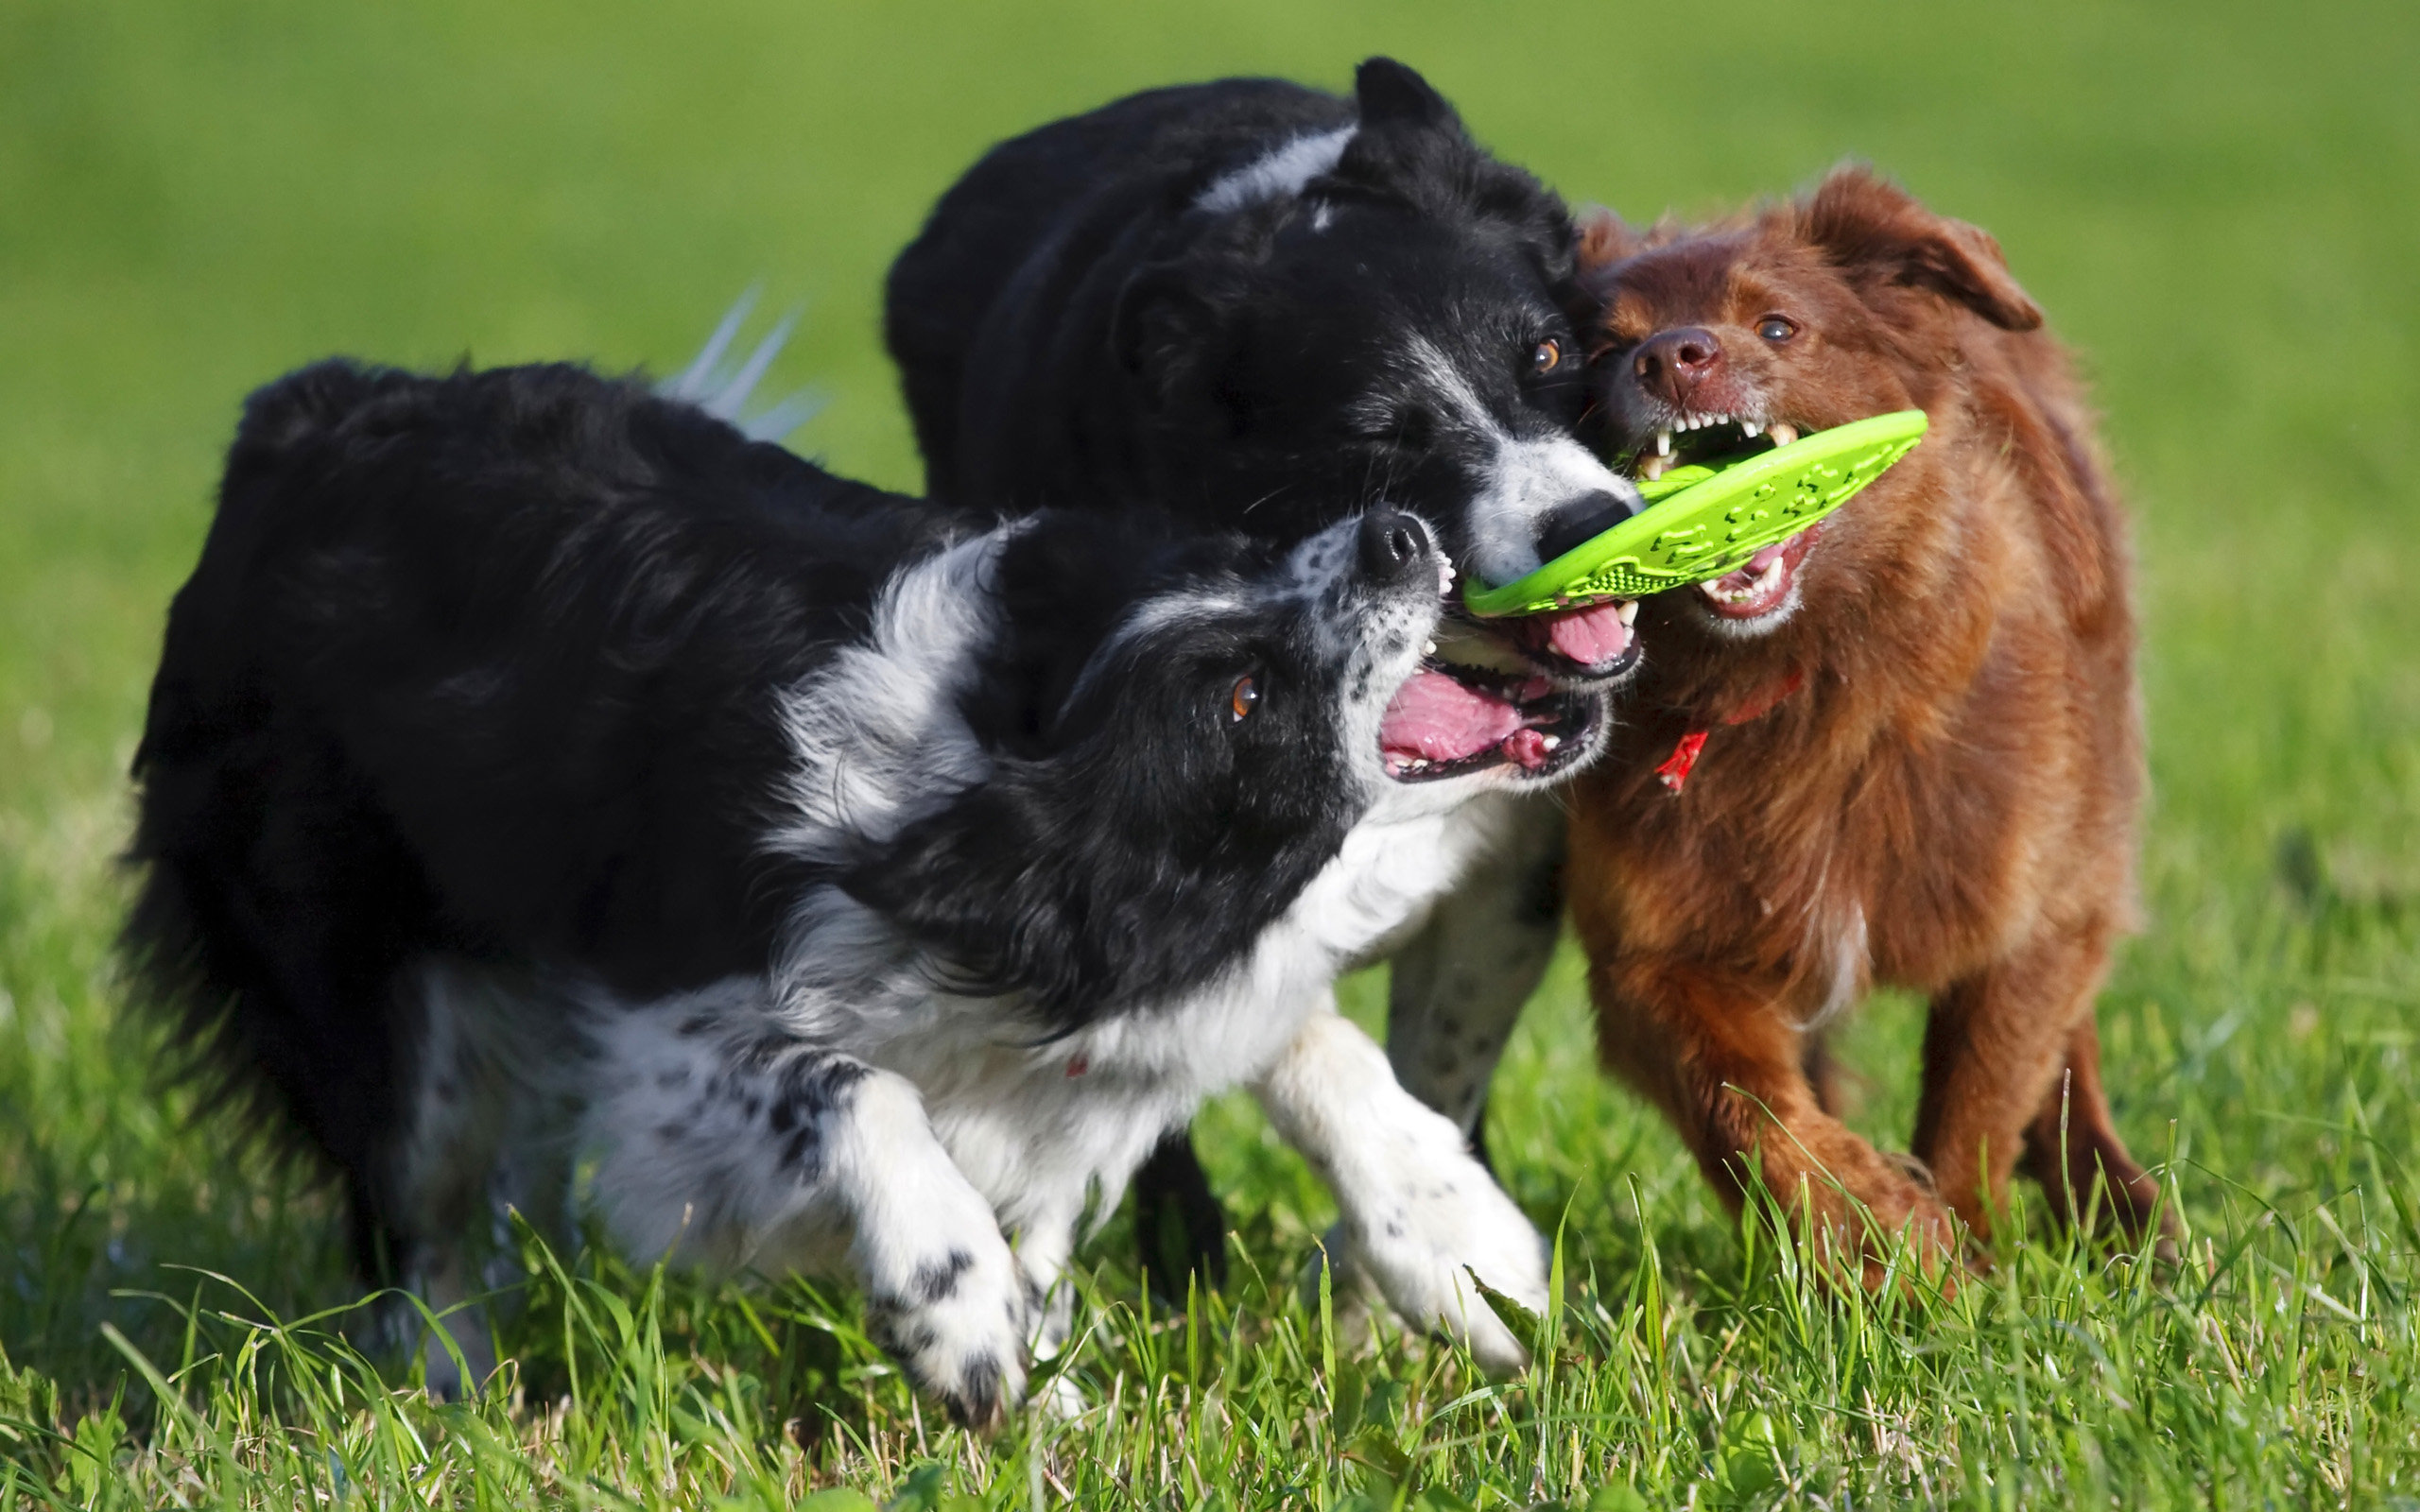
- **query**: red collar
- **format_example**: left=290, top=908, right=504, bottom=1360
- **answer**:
left=1655, top=669, right=1806, bottom=794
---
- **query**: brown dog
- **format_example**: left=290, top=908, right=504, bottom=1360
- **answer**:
left=1564, top=167, right=2168, bottom=1277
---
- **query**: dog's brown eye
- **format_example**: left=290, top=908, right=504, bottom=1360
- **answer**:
left=1757, top=316, right=1799, bottom=343
left=1229, top=675, right=1260, bottom=722
left=1530, top=338, right=1563, bottom=374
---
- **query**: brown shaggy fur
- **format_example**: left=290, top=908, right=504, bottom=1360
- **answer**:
left=1564, top=167, right=2169, bottom=1278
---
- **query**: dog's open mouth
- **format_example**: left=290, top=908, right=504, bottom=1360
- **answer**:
left=1698, top=524, right=1820, bottom=619
left=1631, top=411, right=1799, bottom=484
left=1626, top=411, right=1819, bottom=622
left=1507, top=598, right=1641, bottom=678
left=1376, top=661, right=1599, bottom=782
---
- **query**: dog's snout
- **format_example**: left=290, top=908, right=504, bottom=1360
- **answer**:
left=1634, top=326, right=1725, bottom=407
left=1357, top=508, right=1432, bottom=584
left=1535, top=490, right=1639, bottom=566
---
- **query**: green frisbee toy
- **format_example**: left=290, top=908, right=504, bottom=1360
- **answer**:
left=1462, top=409, right=1929, bottom=617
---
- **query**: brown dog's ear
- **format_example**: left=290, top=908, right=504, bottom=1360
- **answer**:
left=1801, top=165, right=2044, bottom=332
left=1575, top=205, right=1646, bottom=272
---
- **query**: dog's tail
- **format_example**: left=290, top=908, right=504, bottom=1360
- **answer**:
left=659, top=288, right=823, bottom=441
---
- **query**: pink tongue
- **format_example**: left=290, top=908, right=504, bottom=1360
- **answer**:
left=1541, top=600, right=1633, bottom=667
left=1501, top=728, right=1554, bottom=770
left=1712, top=534, right=1802, bottom=593
left=1378, top=669, right=1524, bottom=764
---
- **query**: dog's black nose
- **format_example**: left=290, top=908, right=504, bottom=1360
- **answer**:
left=1357, top=508, right=1431, bottom=584
left=1535, top=489, right=1639, bottom=564
left=1634, top=325, right=1725, bottom=408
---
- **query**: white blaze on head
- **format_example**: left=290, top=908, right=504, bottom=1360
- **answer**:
left=1462, top=435, right=1633, bottom=588
left=1396, top=336, right=1635, bottom=588
left=1195, top=127, right=1357, bottom=215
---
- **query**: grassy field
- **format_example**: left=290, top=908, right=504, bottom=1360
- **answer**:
left=5, top=0, right=2418, bottom=1504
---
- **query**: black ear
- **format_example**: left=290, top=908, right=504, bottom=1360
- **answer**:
left=1800, top=164, right=2044, bottom=332
left=1329, top=59, right=1569, bottom=270
left=843, top=740, right=1321, bottom=1028
left=843, top=778, right=1094, bottom=1015
left=1353, top=57, right=1463, bottom=135
left=1111, top=263, right=1228, bottom=411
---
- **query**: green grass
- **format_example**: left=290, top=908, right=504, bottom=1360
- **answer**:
left=4, top=0, right=2418, bottom=1504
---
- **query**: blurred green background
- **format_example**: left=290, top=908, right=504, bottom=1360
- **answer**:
left=2, top=0, right=2416, bottom=1497
left=5, top=0, right=2414, bottom=867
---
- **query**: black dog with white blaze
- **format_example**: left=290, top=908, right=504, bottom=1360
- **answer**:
left=125, top=360, right=1582, bottom=1425
left=885, top=57, right=1636, bottom=1277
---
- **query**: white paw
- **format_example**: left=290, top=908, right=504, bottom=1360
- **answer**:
left=865, top=1233, right=1031, bottom=1430
left=1341, top=1161, right=1547, bottom=1376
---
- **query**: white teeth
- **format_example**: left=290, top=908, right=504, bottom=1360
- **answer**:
left=1423, top=639, right=1437, bottom=656
left=1641, top=455, right=1668, bottom=482
left=1769, top=422, right=1799, bottom=446
left=1540, top=734, right=1562, bottom=751
left=1655, top=429, right=1671, bottom=455
left=1616, top=599, right=1638, bottom=627
left=1741, top=419, right=1761, bottom=438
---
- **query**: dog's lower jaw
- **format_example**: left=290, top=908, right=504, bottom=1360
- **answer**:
left=1695, top=576, right=1804, bottom=639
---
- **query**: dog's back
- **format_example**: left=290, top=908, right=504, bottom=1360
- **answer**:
left=123, top=361, right=950, bottom=1254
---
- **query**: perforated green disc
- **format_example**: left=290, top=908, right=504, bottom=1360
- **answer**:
left=1462, top=409, right=1928, bottom=616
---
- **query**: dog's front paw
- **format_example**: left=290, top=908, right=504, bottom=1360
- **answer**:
left=1346, top=1161, right=1547, bottom=1376
left=865, top=1238, right=1031, bottom=1430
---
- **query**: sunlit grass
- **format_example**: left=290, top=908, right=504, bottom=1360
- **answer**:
left=3, top=0, right=2415, bottom=1503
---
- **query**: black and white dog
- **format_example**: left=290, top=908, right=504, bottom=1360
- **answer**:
left=125, top=360, right=1602, bottom=1424
left=885, top=59, right=1639, bottom=1258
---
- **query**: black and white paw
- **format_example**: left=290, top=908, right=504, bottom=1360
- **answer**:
left=1347, top=1162, right=1548, bottom=1376
left=866, top=1240, right=1031, bottom=1431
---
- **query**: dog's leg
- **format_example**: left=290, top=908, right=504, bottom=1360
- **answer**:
left=2013, top=1018, right=2173, bottom=1248
left=388, top=963, right=517, bottom=1399
left=1801, top=1031, right=1850, bottom=1118
left=996, top=1194, right=1092, bottom=1418
left=1383, top=798, right=1566, bottom=1159
left=1254, top=1001, right=1547, bottom=1374
left=1132, top=1128, right=1229, bottom=1297
left=581, top=1001, right=1029, bottom=1429
left=1592, top=953, right=1960, bottom=1284
left=1913, top=915, right=2162, bottom=1247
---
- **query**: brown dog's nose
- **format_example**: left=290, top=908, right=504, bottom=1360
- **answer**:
left=1633, top=326, right=1724, bottom=408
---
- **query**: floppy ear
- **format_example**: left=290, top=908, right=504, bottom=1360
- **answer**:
left=843, top=761, right=1281, bottom=1025
left=1576, top=205, right=1647, bottom=272
left=1801, top=165, right=2043, bottom=332
left=842, top=778, right=1095, bottom=1015
left=1111, top=264, right=1227, bottom=411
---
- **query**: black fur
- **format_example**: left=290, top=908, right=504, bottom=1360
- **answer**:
left=123, top=359, right=1439, bottom=1284
left=885, top=58, right=1633, bottom=588
left=887, top=58, right=1637, bottom=1291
